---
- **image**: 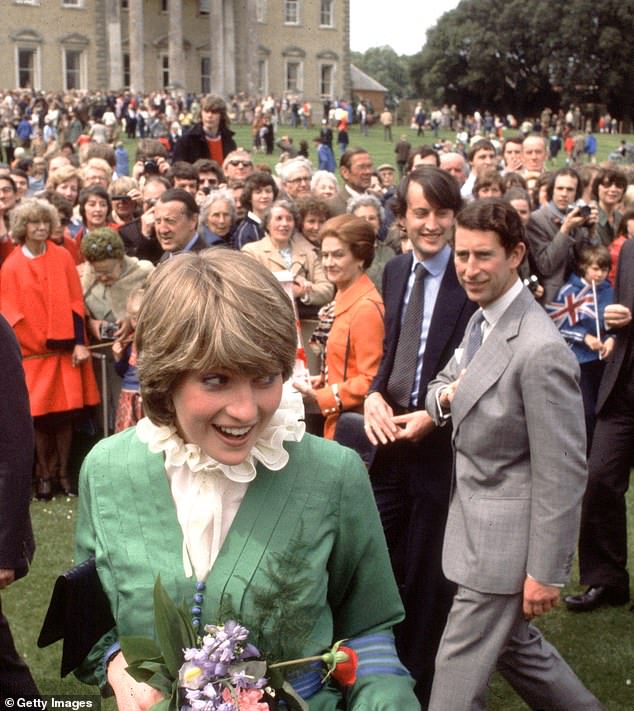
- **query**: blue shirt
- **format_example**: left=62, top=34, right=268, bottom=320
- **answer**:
left=401, top=243, right=452, bottom=407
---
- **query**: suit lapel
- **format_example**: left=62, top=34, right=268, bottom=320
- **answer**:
left=383, top=255, right=413, bottom=374
left=450, top=290, right=531, bottom=430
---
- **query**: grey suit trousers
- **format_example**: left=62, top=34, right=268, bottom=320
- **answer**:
left=428, top=586, right=604, bottom=711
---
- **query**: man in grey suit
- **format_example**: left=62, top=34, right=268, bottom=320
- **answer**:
left=426, top=199, right=603, bottom=710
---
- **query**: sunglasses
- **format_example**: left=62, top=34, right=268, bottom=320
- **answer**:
left=228, top=160, right=252, bottom=168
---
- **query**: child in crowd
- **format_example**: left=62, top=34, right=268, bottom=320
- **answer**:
left=112, top=286, right=144, bottom=432
left=551, top=245, right=614, bottom=448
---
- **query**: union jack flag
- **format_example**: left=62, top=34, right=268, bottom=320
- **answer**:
left=546, top=284, right=596, bottom=327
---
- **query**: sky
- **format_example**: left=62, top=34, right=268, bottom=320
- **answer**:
left=350, top=0, right=462, bottom=56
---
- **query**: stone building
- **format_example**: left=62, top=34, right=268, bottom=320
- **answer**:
left=2, top=0, right=351, bottom=102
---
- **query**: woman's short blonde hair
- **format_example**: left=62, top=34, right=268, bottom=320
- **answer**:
left=135, top=250, right=297, bottom=426
left=46, top=165, right=84, bottom=192
left=10, top=198, right=60, bottom=244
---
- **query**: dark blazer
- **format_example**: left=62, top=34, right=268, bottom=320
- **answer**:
left=171, top=123, right=237, bottom=164
left=371, top=252, right=477, bottom=411
left=328, top=185, right=356, bottom=216
left=596, top=238, right=634, bottom=412
left=0, top=315, right=35, bottom=579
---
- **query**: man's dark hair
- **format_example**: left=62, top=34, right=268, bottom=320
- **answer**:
left=339, top=147, right=370, bottom=172
left=135, top=138, right=169, bottom=163
left=406, top=145, right=440, bottom=172
left=456, top=198, right=524, bottom=254
left=467, top=139, right=496, bottom=163
left=391, top=166, right=462, bottom=219
left=168, top=161, right=199, bottom=183
left=193, top=159, right=224, bottom=182
left=241, top=172, right=279, bottom=210
left=546, top=167, right=582, bottom=202
left=10, top=167, right=30, bottom=180
left=0, top=175, right=17, bottom=192
left=158, top=187, right=200, bottom=217
left=502, top=136, right=524, bottom=152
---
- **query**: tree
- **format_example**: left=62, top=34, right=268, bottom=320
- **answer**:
left=410, top=0, right=634, bottom=120
left=350, top=46, right=415, bottom=106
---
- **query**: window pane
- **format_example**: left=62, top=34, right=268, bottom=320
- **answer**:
left=285, top=0, right=298, bottom=24
left=18, top=49, right=35, bottom=89
left=201, top=57, right=211, bottom=94
left=65, top=50, right=81, bottom=90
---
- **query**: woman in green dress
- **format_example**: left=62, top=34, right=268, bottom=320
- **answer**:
left=74, top=249, right=419, bottom=710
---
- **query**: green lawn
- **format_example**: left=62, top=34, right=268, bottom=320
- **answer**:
left=3, top=480, right=633, bottom=707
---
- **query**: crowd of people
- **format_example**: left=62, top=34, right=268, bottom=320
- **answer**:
left=1, top=90, right=633, bottom=710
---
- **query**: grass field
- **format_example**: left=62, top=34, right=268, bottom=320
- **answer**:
left=3, top=482, right=633, bottom=708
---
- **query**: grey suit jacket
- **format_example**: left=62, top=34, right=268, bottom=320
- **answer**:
left=426, top=287, right=587, bottom=595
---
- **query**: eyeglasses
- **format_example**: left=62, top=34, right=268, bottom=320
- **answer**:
left=286, top=176, right=311, bottom=185
left=228, top=160, right=252, bottom=168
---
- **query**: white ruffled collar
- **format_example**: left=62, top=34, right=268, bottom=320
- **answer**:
left=135, top=385, right=306, bottom=483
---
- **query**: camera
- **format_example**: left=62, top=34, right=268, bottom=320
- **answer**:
left=100, top=321, right=118, bottom=340
left=144, top=159, right=160, bottom=175
left=566, top=200, right=592, bottom=219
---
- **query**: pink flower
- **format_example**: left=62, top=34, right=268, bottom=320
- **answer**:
left=222, top=687, right=269, bottom=710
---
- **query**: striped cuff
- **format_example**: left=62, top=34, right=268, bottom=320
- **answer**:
left=346, top=632, right=410, bottom=678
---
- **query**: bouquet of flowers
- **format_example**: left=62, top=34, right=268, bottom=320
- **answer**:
left=121, top=578, right=357, bottom=711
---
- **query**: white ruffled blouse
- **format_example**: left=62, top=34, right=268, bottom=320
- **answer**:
left=136, top=387, right=306, bottom=582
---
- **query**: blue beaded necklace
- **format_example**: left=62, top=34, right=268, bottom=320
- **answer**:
left=192, top=580, right=206, bottom=629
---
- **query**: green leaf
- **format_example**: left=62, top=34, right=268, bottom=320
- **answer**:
left=120, top=635, right=162, bottom=665
left=153, top=576, right=190, bottom=679
left=176, top=601, right=198, bottom=648
left=148, top=699, right=172, bottom=711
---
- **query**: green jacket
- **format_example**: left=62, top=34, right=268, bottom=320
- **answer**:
left=75, top=429, right=419, bottom=710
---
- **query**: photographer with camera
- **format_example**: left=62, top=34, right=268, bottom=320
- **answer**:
left=130, top=139, right=171, bottom=187
left=526, top=167, right=599, bottom=303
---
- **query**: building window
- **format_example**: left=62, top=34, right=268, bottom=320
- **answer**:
left=320, top=63, right=335, bottom=98
left=61, top=0, right=84, bottom=7
left=161, top=0, right=168, bottom=12
left=16, top=48, right=39, bottom=89
left=284, top=0, right=299, bottom=25
left=258, top=58, right=268, bottom=95
left=63, top=49, right=84, bottom=90
left=161, top=55, right=170, bottom=88
left=123, top=53, right=130, bottom=87
left=121, top=0, right=128, bottom=9
left=199, top=0, right=209, bottom=14
left=201, top=57, right=211, bottom=94
left=256, top=0, right=266, bottom=22
left=13, top=0, right=40, bottom=5
left=285, top=60, right=302, bottom=93
left=320, top=0, right=334, bottom=27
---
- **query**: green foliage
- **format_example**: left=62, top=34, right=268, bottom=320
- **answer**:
left=350, top=46, right=415, bottom=104
left=410, top=0, right=634, bottom=118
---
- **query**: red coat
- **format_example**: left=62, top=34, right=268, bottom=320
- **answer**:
left=0, top=243, right=100, bottom=417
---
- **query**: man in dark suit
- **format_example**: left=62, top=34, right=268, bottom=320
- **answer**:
left=154, top=188, right=207, bottom=262
left=565, top=239, right=634, bottom=612
left=328, top=147, right=374, bottom=215
left=426, top=199, right=601, bottom=710
left=0, top=315, right=39, bottom=701
left=363, top=166, right=475, bottom=706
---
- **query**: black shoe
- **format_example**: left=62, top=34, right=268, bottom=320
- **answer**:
left=564, top=585, right=630, bottom=612
left=35, top=479, right=53, bottom=501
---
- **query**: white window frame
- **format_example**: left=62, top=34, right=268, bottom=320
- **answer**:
left=15, top=46, right=41, bottom=90
left=319, top=0, right=334, bottom=28
left=160, top=53, right=170, bottom=89
left=61, top=0, right=85, bottom=8
left=62, top=47, right=86, bottom=90
left=319, top=62, right=336, bottom=99
left=201, top=56, right=211, bottom=94
left=13, top=0, right=40, bottom=6
left=284, top=0, right=300, bottom=25
left=199, top=0, right=209, bottom=15
left=257, top=58, right=269, bottom=95
left=256, top=0, right=266, bottom=22
left=284, top=59, right=303, bottom=93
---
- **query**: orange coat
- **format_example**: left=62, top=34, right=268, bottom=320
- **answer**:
left=314, top=273, right=384, bottom=439
left=0, top=243, right=100, bottom=417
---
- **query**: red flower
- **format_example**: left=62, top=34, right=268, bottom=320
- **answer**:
left=331, top=646, right=358, bottom=687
